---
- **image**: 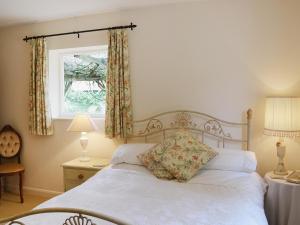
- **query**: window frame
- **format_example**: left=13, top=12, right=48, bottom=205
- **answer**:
left=49, top=45, right=108, bottom=119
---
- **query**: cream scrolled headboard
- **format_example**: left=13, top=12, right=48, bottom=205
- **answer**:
left=125, top=109, right=252, bottom=150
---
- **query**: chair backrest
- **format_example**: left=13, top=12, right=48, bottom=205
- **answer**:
left=0, top=125, right=22, bottom=163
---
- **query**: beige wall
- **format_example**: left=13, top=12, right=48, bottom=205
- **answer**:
left=0, top=0, right=300, bottom=193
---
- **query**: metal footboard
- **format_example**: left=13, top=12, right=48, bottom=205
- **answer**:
left=0, top=208, right=131, bottom=225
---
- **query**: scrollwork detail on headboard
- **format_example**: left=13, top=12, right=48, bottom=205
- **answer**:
left=138, top=119, right=163, bottom=135
left=204, top=120, right=232, bottom=138
left=126, top=109, right=252, bottom=150
left=170, top=112, right=197, bottom=129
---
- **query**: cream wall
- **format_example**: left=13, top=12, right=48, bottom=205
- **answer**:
left=0, top=0, right=300, bottom=193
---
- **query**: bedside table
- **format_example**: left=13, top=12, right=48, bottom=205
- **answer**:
left=264, top=171, right=300, bottom=225
left=62, top=157, right=109, bottom=191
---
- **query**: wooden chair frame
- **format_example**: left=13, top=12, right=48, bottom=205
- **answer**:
left=0, top=125, right=24, bottom=203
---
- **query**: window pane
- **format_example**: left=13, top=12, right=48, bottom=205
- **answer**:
left=63, top=50, right=107, bottom=115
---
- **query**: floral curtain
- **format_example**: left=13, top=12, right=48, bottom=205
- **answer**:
left=29, top=38, right=53, bottom=135
left=105, top=29, right=133, bottom=139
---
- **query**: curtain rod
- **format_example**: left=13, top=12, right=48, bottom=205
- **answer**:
left=23, top=22, right=137, bottom=42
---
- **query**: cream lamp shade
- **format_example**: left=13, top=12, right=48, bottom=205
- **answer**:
left=67, top=114, right=98, bottom=132
left=264, top=97, right=300, bottom=175
left=67, top=114, right=98, bottom=162
left=264, top=97, right=300, bottom=138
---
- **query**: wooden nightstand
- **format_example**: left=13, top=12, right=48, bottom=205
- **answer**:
left=62, top=157, right=109, bottom=191
left=264, top=171, right=300, bottom=225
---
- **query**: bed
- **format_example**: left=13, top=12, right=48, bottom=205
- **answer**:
left=0, top=109, right=268, bottom=225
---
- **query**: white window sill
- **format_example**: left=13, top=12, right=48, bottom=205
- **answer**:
left=53, top=117, right=105, bottom=121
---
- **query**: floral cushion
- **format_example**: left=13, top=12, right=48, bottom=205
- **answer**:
left=152, top=131, right=218, bottom=182
left=137, top=150, right=174, bottom=180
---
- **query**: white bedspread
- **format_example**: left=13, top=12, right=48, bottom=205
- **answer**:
left=20, top=164, right=268, bottom=225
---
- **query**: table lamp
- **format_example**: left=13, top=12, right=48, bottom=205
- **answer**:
left=264, top=97, right=300, bottom=175
left=67, top=114, right=98, bottom=162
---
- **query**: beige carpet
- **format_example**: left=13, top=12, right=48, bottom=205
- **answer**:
left=0, top=192, right=50, bottom=219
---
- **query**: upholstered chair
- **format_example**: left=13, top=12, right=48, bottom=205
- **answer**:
left=0, top=125, right=24, bottom=203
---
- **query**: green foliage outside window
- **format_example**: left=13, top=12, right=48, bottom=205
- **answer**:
left=63, top=53, right=107, bottom=114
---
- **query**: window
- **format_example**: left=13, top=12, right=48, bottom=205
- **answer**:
left=49, top=46, right=108, bottom=118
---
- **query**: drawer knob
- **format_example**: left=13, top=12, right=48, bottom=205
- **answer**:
left=78, top=174, right=84, bottom=180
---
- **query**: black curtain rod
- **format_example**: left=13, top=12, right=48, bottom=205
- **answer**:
left=23, top=22, right=137, bottom=42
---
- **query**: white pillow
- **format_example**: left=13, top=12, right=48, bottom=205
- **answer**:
left=204, top=148, right=257, bottom=173
left=111, top=143, right=157, bottom=165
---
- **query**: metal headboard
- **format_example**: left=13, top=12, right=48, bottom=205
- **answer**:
left=125, top=109, right=252, bottom=150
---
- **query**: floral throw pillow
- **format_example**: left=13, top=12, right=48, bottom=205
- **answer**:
left=154, top=131, right=218, bottom=182
left=137, top=150, right=174, bottom=180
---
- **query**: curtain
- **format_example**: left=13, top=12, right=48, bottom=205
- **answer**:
left=105, top=29, right=133, bottom=139
left=29, top=38, right=53, bottom=135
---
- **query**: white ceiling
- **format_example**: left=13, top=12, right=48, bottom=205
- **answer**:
left=0, top=0, right=200, bottom=28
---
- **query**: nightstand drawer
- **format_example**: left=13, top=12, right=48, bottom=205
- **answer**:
left=62, top=157, right=109, bottom=192
left=64, top=168, right=97, bottom=182
left=64, top=180, right=83, bottom=191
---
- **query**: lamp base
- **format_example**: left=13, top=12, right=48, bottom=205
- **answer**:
left=79, top=132, right=90, bottom=162
left=269, top=171, right=287, bottom=179
left=274, top=160, right=288, bottom=176
left=273, top=170, right=288, bottom=176
left=274, top=143, right=288, bottom=176
left=79, top=156, right=90, bottom=162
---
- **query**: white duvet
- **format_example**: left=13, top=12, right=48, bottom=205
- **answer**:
left=20, top=164, right=268, bottom=225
